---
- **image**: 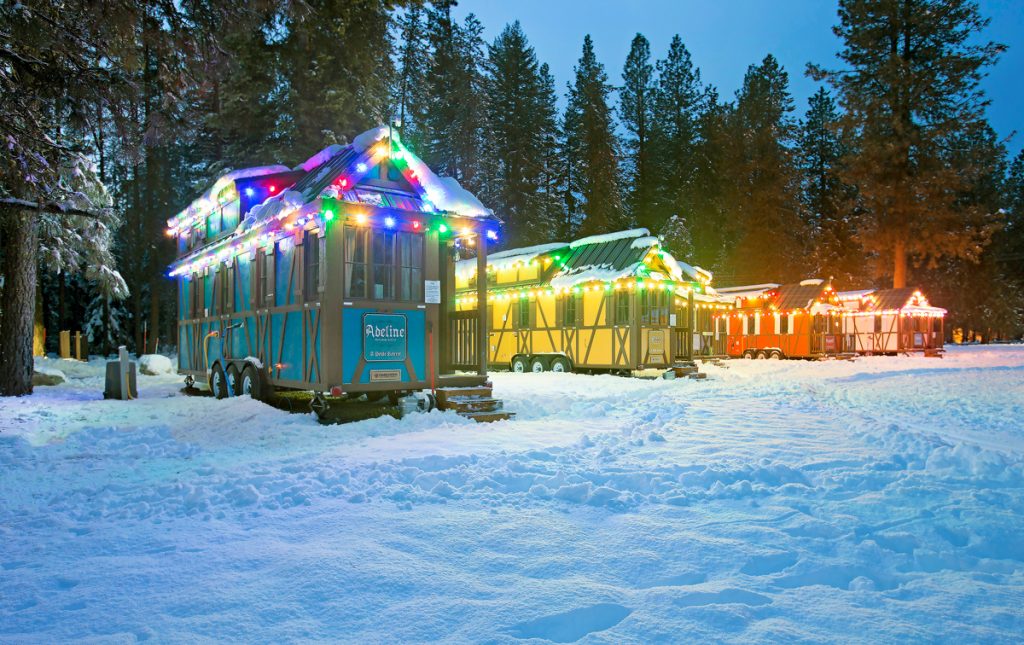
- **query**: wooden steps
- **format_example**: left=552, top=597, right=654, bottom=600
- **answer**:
left=436, top=383, right=515, bottom=423
left=667, top=361, right=710, bottom=381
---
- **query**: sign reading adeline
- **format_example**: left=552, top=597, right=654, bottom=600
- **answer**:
left=363, top=313, right=408, bottom=362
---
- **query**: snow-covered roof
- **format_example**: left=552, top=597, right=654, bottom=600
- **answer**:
left=715, top=284, right=778, bottom=299
left=837, top=289, right=875, bottom=301
left=168, top=165, right=291, bottom=228
left=569, top=228, right=649, bottom=248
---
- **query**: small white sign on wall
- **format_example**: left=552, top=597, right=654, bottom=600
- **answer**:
left=424, top=280, right=441, bottom=304
left=669, top=313, right=677, bottom=326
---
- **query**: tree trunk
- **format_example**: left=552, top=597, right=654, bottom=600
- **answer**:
left=0, top=211, right=40, bottom=396
left=892, top=238, right=907, bottom=288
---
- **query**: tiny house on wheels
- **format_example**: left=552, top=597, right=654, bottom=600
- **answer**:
left=452, top=229, right=729, bottom=375
left=838, top=287, right=946, bottom=355
left=167, top=126, right=504, bottom=415
left=718, top=279, right=845, bottom=359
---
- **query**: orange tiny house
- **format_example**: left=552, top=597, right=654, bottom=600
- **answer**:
left=718, top=279, right=844, bottom=359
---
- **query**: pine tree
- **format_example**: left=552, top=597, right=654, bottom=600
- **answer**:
left=651, top=35, right=708, bottom=259
left=422, top=4, right=488, bottom=191
left=393, top=6, right=430, bottom=153
left=810, top=0, right=1004, bottom=288
left=564, top=35, right=624, bottom=236
left=797, top=87, right=860, bottom=284
left=721, top=54, right=805, bottom=283
left=659, top=214, right=694, bottom=261
left=619, top=34, right=656, bottom=230
left=483, top=22, right=560, bottom=245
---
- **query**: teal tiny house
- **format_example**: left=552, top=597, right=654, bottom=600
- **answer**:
left=167, top=126, right=499, bottom=407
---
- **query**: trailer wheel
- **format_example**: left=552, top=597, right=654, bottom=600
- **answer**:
left=511, top=356, right=528, bottom=373
left=756, top=351, right=768, bottom=360
left=240, top=364, right=265, bottom=401
left=226, top=363, right=241, bottom=395
left=742, top=350, right=755, bottom=359
left=210, top=363, right=230, bottom=399
left=768, top=350, right=783, bottom=360
left=550, top=357, right=571, bottom=373
left=530, top=357, right=546, bottom=373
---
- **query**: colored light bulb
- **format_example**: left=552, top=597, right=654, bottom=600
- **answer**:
left=385, top=216, right=396, bottom=228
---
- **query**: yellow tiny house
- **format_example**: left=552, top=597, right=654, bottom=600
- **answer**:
left=454, top=229, right=729, bottom=374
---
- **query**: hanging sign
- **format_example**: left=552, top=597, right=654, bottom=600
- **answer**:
left=363, top=313, right=407, bottom=362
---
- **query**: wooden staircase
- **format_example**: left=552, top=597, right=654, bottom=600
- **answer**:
left=435, top=383, right=516, bottom=423
left=668, top=361, right=709, bottom=380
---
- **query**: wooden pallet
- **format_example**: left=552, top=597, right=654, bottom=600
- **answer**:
left=436, top=383, right=515, bottom=423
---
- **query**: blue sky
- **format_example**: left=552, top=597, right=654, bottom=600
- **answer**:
left=454, top=0, right=1023, bottom=157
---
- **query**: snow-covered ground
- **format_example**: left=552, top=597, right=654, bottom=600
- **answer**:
left=2, top=346, right=1023, bottom=642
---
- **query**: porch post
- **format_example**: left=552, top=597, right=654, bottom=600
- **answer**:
left=476, top=235, right=488, bottom=376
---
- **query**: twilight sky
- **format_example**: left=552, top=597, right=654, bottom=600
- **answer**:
left=454, top=0, right=1024, bottom=157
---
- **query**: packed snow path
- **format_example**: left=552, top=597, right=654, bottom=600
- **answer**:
left=2, top=347, right=1023, bottom=642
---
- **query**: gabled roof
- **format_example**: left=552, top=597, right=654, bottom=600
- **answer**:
left=550, top=229, right=654, bottom=288
left=870, top=287, right=918, bottom=311
left=772, top=281, right=831, bottom=310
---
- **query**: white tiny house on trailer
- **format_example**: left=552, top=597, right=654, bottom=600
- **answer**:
left=839, top=288, right=946, bottom=355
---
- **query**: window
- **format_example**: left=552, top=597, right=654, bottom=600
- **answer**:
left=345, top=228, right=369, bottom=299
left=303, top=235, right=323, bottom=302
left=779, top=314, right=789, bottom=334
left=614, top=291, right=630, bottom=325
left=874, top=315, right=883, bottom=333
left=206, top=207, right=222, bottom=239
left=345, top=227, right=423, bottom=301
left=398, top=232, right=423, bottom=301
left=640, top=290, right=668, bottom=326
left=373, top=230, right=396, bottom=299
left=746, top=315, right=756, bottom=335
left=518, top=297, right=531, bottom=328
left=191, top=273, right=202, bottom=318
left=563, top=293, right=578, bottom=326
left=216, top=263, right=234, bottom=315
left=259, top=249, right=275, bottom=308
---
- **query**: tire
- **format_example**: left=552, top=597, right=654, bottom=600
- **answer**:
left=550, top=357, right=571, bottom=373
left=226, top=363, right=242, bottom=395
left=530, top=357, right=546, bottom=373
left=240, top=364, right=265, bottom=401
left=742, top=350, right=755, bottom=360
left=768, top=350, right=783, bottom=360
left=756, top=351, right=767, bottom=360
left=210, top=363, right=230, bottom=399
left=511, top=356, right=528, bottom=373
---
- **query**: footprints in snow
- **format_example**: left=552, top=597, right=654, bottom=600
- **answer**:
left=506, top=603, right=632, bottom=643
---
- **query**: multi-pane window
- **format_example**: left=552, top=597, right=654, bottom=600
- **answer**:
left=259, top=249, right=275, bottom=308
left=345, top=228, right=369, bottom=298
left=304, top=235, right=324, bottom=302
left=191, top=273, right=203, bottom=318
left=614, top=291, right=630, bottom=325
left=373, top=230, right=396, bottom=299
left=779, top=314, right=789, bottom=334
left=518, top=298, right=531, bottom=328
left=216, top=262, right=234, bottom=315
left=563, top=293, right=578, bottom=326
left=640, top=290, right=669, bottom=326
left=345, top=227, right=423, bottom=301
left=746, top=315, right=756, bottom=335
left=398, top=232, right=423, bottom=301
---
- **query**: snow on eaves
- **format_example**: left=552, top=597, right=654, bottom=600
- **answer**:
left=169, top=165, right=291, bottom=227
left=549, top=264, right=641, bottom=289
left=240, top=189, right=307, bottom=231
left=715, top=284, right=780, bottom=297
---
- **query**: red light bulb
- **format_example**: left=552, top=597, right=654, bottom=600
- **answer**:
left=269, top=185, right=277, bottom=193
